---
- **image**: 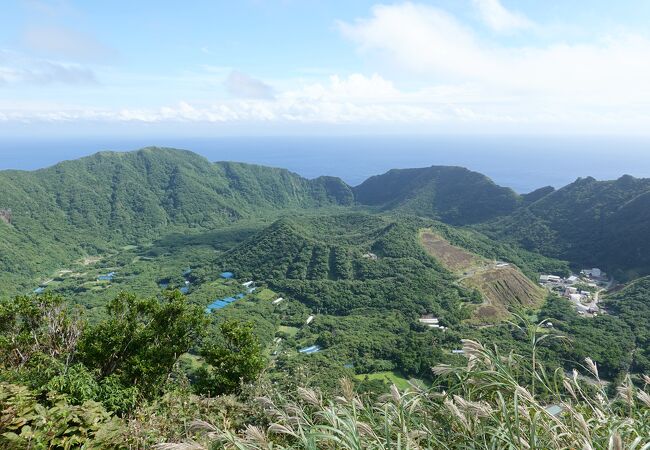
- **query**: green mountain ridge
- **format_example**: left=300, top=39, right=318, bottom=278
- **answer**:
left=353, top=165, right=522, bottom=225
left=482, top=174, right=650, bottom=279
left=3, top=147, right=650, bottom=294
left=0, top=148, right=354, bottom=294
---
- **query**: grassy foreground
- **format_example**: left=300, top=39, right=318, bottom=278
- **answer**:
left=157, top=335, right=650, bottom=449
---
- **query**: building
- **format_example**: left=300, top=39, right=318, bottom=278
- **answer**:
left=242, top=281, right=254, bottom=288
left=591, top=268, right=602, bottom=277
left=362, top=252, right=378, bottom=260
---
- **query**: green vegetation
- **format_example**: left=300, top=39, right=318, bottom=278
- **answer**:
left=482, top=175, right=650, bottom=280
left=603, top=277, right=650, bottom=373
left=2, top=147, right=650, bottom=447
left=353, top=165, right=522, bottom=225
left=0, top=148, right=352, bottom=296
left=158, top=337, right=650, bottom=449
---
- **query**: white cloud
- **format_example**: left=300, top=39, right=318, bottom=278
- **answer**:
left=225, top=70, right=274, bottom=99
left=3, top=70, right=650, bottom=133
left=23, top=25, right=116, bottom=62
left=338, top=3, right=650, bottom=107
left=471, top=0, right=535, bottom=33
left=0, top=50, right=96, bottom=85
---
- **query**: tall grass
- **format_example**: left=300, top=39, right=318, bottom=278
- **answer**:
left=157, top=333, right=650, bottom=449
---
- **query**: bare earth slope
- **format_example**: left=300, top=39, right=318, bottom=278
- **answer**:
left=419, top=229, right=545, bottom=322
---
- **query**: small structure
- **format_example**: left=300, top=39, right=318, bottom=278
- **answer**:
left=419, top=315, right=446, bottom=330
left=205, top=293, right=246, bottom=312
left=97, top=272, right=116, bottom=281
left=544, top=405, right=564, bottom=417
left=569, top=293, right=582, bottom=303
left=496, top=262, right=510, bottom=268
left=180, top=287, right=189, bottom=295
left=451, top=349, right=465, bottom=355
left=567, top=275, right=578, bottom=283
left=305, top=315, right=314, bottom=325
left=0, top=209, right=11, bottom=225
left=220, top=272, right=234, bottom=279
left=242, top=281, right=254, bottom=288
left=582, top=268, right=602, bottom=278
left=362, top=252, right=378, bottom=260
left=272, top=297, right=284, bottom=305
left=33, top=287, right=45, bottom=294
left=299, top=345, right=321, bottom=354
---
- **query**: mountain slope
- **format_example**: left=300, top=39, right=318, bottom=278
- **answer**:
left=419, top=230, right=546, bottom=322
left=0, top=148, right=353, bottom=293
left=353, top=166, right=522, bottom=225
left=482, top=175, right=650, bottom=279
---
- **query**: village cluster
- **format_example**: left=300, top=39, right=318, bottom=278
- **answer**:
left=539, top=268, right=608, bottom=316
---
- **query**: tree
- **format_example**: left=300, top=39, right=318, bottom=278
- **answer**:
left=196, top=320, right=266, bottom=396
left=0, top=293, right=82, bottom=369
left=78, top=290, right=207, bottom=399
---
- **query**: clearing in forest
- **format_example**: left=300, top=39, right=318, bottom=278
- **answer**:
left=419, top=229, right=545, bottom=322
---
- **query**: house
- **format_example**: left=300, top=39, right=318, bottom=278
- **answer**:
left=539, top=275, right=549, bottom=283
left=569, top=293, right=583, bottom=303
left=547, top=275, right=561, bottom=283
left=591, top=268, right=602, bottom=277
left=567, top=275, right=578, bottom=283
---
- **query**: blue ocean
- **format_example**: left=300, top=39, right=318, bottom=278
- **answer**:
left=1, top=135, right=650, bottom=193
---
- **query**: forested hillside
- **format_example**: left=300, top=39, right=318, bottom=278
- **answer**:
left=3, top=148, right=650, bottom=448
left=353, top=166, right=522, bottom=224
left=0, top=148, right=353, bottom=293
left=603, top=276, right=650, bottom=373
left=482, top=175, right=650, bottom=279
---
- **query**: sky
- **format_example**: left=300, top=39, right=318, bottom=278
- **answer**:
left=3, top=0, right=650, bottom=136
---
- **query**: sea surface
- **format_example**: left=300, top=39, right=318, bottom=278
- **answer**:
left=1, top=135, right=650, bottom=193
